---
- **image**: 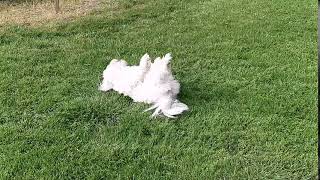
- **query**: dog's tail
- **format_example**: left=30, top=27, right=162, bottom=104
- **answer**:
left=144, top=99, right=189, bottom=118
left=162, top=100, right=189, bottom=118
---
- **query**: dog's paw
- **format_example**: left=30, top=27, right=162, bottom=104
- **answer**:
left=163, top=53, right=172, bottom=61
left=141, top=53, right=150, bottom=60
left=140, top=53, right=151, bottom=68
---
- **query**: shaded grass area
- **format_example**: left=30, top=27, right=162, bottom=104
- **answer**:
left=0, top=0, right=317, bottom=179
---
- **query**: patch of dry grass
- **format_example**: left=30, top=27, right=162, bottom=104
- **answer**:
left=0, top=0, right=104, bottom=26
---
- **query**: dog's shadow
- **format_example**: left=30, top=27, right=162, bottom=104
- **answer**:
left=178, top=80, right=239, bottom=113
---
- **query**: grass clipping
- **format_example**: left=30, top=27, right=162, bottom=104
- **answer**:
left=0, top=0, right=100, bottom=26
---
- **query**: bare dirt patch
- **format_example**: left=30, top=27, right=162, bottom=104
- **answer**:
left=0, top=0, right=106, bottom=26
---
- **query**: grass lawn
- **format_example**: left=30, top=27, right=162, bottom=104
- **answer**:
left=0, top=0, right=317, bottom=179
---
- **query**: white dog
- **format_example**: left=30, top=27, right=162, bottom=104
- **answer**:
left=99, top=53, right=188, bottom=118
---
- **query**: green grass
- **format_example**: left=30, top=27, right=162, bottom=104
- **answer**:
left=0, top=0, right=317, bottom=179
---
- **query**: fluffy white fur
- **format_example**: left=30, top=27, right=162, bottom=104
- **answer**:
left=99, top=53, right=188, bottom=118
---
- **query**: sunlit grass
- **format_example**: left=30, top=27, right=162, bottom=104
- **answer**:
left=0, top=0, right=317, bottom=179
